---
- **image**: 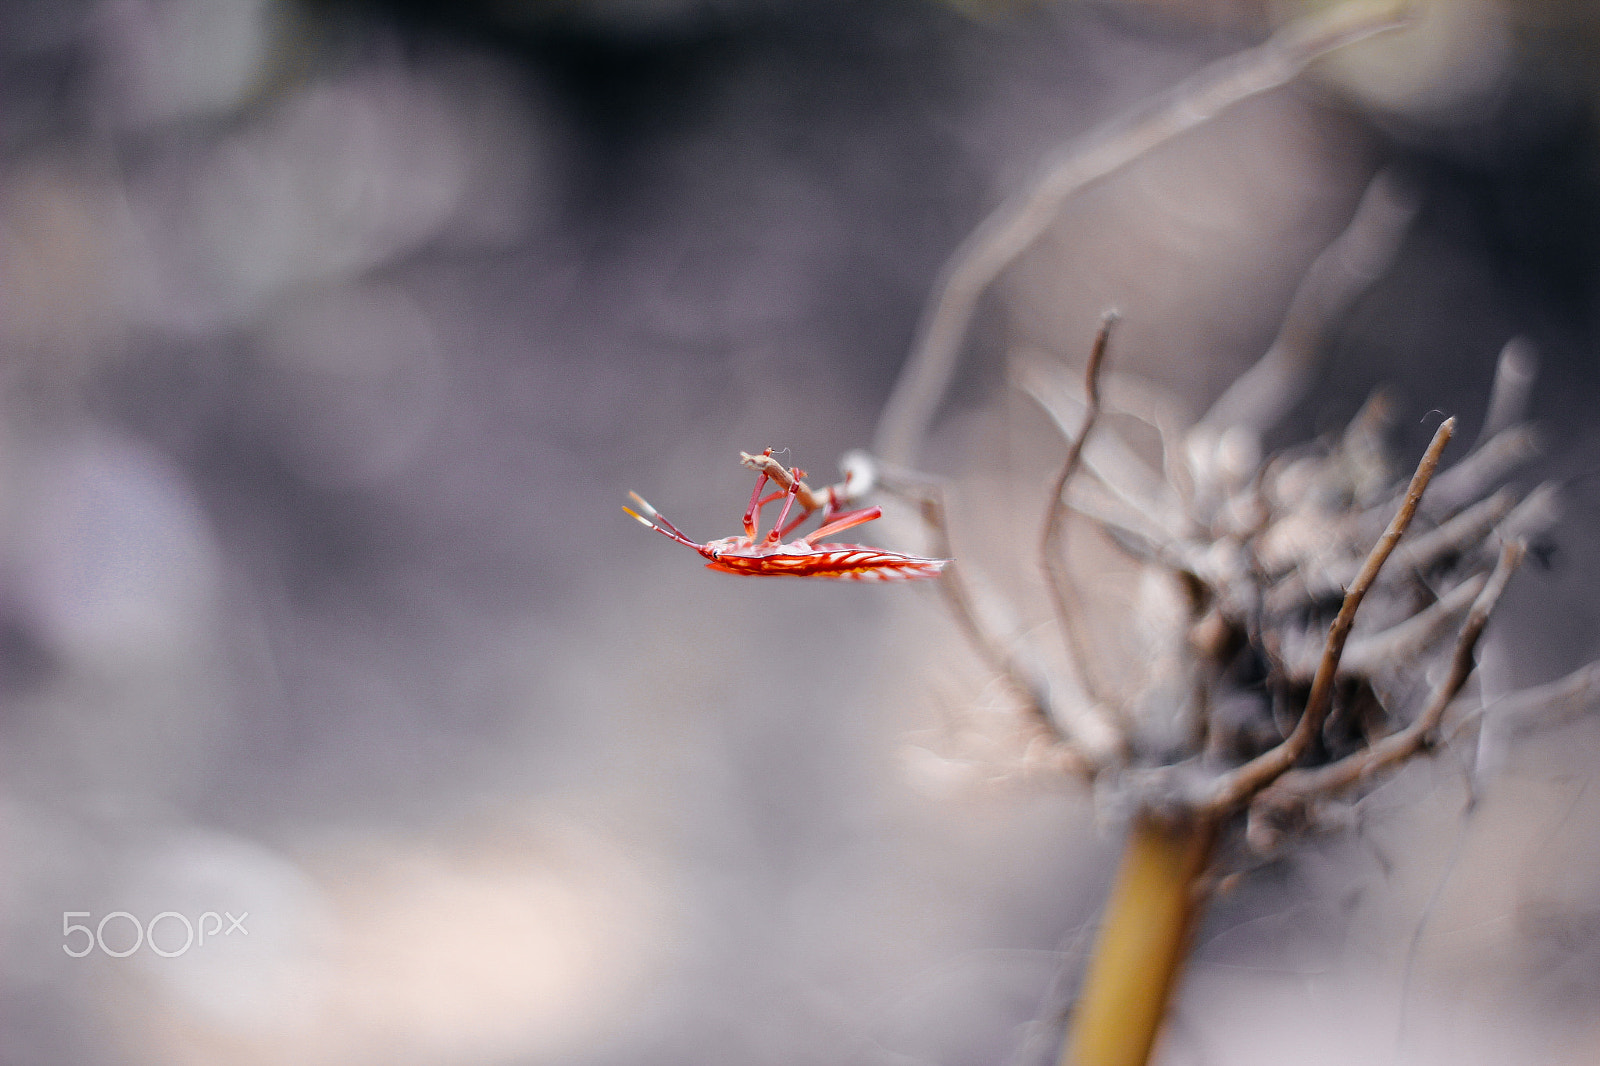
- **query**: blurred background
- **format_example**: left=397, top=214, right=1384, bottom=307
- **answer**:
left=4, top=0, right=1600, bottom=1062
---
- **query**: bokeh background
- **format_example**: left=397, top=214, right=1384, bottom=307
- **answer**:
left=5, top=0, right=1600, bottom=1063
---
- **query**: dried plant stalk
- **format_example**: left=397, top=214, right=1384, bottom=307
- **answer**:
left=1195, top=169, right=1418, bottom=437
left=1059, top=813, right=1218, bottom=1066
left=785, top=5, right=1600, bottom=1065
left=859, top=181, right=1581, bottom=1066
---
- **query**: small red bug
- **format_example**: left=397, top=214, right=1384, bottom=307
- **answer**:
left=624, top=449, right=948, bottom=581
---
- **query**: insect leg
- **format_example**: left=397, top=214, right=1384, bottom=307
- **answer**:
left=742, top=472, right=774, bottom=539
left=775, top=506, right=820, bottom=540
left=815, top=484, right=843, bottom=528
left=803, top=506, right=883, bottom=544
left=764, top=468, right=807, bottom=544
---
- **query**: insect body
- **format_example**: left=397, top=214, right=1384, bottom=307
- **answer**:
left=624, top=450, right=948, bottom=581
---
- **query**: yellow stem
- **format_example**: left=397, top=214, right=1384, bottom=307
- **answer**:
left=1060, top=813, right=1219, bottom=1066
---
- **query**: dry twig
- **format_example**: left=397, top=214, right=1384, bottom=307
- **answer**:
left=1204, top=417, right=1456, bottom=814
left=872, top=0, right=1413, bottom=468
left=1257, top=539, right=1524, bottom=806
left=1041, top=312, right=1122, bottom=715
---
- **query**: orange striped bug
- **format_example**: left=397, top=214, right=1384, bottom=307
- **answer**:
left=624, top=448, right=948, bottom=581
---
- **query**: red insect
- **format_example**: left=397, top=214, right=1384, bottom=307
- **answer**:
left=624, top=450, right=948, bottom=581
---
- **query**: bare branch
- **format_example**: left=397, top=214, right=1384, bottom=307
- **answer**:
left=1014, top=354, right=1187, bottom=538
left=1476, top=338, right=1538, bottom=447
left=1267, top=487, right=1516, bottom=614
left=1011, top=347, right=1196, bottom=492
left=1283, top=571, right=1487, bottom=681
left=1495, top=481, right=1563, bottom=544
left=885, top=469, right=1107, bottom=780
left=1061, top=491, right=1200, bottom=572
left=1473, top=658, right=1600, bottom=742
left=1197, top=168, right=1420, bottom=438
left=871, top=0, right=1413, bottom=467
left=1205, top=416, right=1456, bottom=813
left=1041, top=312, right=1121, bottom=714
left=1422, top=424, right=1541, bottom=518
left=1260, top=539, right=1523, bottom=801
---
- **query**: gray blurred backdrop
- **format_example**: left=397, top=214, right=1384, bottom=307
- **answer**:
left=5, top=1, right=1600, bottom=1063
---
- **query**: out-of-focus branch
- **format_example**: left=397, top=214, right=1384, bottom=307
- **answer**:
left=1014, top=356, right=1188, bottom=540
left=1267, top=487, right=1515, bottom=614
left=1475, top=338, right=1538, bottom=447
left=871, top=0, right=1413, bottom=468
left=1424, top=424, right=1540, bottom=518
left=1194, top=168, right=1418, bottom=439
left=884, top=466, right=1103, bottom=780
left=1011, top=347, right=1195, bottom=493
left=1471, top=658, right=1600, bottom=743
left=1286, top=571, right=1486, bottom=680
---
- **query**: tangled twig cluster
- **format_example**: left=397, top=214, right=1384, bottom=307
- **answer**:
left=1021, top=318, right=1547, bottom=838
left=776, top=1, right=1600, bottom=854
left=830, top=172, right=1593, bottom=849
left=770, top=6, right=1600, bottom=1060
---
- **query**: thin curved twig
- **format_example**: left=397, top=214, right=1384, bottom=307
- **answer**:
left=871, top=0, right=1413, bottom=467
left=1040, top=313, right=1121, bottom=717
left=1011, top=346, right=1195, bottom=491
left=1014, top=355, right=1188, bottom=539
left=1196, top=167, right=1419, bottom=438
left=884, top=468, right=1103, bottom=780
